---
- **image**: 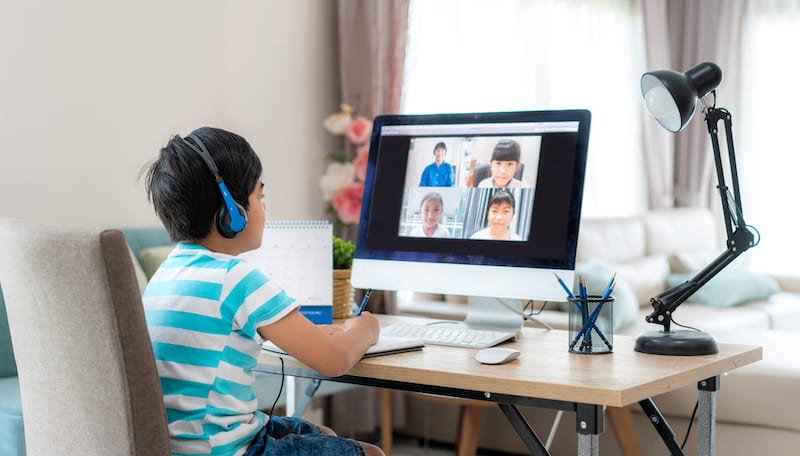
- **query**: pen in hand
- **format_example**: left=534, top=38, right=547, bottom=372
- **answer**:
left=356, top=288, right=372, bottom=316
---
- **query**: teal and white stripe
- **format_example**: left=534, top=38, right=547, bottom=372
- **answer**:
left=144, top=243, right=297, bottom=456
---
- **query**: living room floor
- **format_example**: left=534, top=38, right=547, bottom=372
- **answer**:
left=388, top=435, right=519, bottom=456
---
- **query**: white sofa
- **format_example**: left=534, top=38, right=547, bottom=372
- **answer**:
left=396, top=208, right=800, bottom=455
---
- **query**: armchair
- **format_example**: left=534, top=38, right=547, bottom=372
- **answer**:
left=0, top=220, right=170, bottom=455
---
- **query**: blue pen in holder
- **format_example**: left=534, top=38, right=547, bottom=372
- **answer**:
left=568, top=295, right=614, bottom=354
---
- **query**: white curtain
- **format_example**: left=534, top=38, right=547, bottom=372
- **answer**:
left=739, top=0, right=800, bottom=275
left=402, top=0, right=648, bottom=217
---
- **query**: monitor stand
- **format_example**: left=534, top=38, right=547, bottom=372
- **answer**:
left=464, top=296, right=525, bottom=335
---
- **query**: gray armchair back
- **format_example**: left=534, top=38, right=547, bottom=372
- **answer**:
left=0, top=220, right=170, bottom=456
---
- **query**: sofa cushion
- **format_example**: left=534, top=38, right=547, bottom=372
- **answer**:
left=128, top=247, right=149, bottom=294
left=567, top=259, right=639, bottom=331
left=120, top=227, right=172, bottom=258
left=641, top=208, right=720, bottom=255
left=668, top=250, right=719, bottom=273
left=616, top=301, right=772, bottom=337
left=757, top=292, right=800, bottom=331
left=608, top=255, right=670, bottom=306
left=577, top=215, right=646, bottom=263
left=642, top=330, right=800, bottom=433
left=0, top=376, right=24, bottom=456
left=666, top=267, right=780, bottom=308
left=0, top=286, right=17, bottom=379
left=138, top=245, right=175, bottom=279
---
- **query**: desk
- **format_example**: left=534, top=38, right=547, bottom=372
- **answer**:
left=256, top=315, right=761, bottom=456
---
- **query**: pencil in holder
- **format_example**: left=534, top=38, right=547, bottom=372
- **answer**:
left=568, top=295, right=614, bottom=354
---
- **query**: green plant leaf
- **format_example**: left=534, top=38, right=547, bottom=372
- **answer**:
left=332, top=236, right=355, bottom=270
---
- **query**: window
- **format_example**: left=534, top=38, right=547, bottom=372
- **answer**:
left=401, top=0, right=648, bottom=217
left=739, top=1, right=800, bottom=275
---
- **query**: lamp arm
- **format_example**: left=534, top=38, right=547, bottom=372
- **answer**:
left=645, top=106, right=755, bottom=332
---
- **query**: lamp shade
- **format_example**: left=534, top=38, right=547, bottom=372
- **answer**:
left=640, top=62, right=723, bottom=132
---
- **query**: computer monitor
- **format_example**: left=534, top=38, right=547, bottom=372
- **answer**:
left=352, top=110, right=590, bottom=332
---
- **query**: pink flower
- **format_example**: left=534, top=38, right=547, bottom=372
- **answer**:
left=319, top=162, right=355, bottom=201
left=345, top=116, right=372, bottom=145
left=331, top=182, right=364, bottom=224
left=353, top=145, right=369, bottom=181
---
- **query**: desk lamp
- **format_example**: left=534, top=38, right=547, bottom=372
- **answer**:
left=636, top=61, right=756, bottom=355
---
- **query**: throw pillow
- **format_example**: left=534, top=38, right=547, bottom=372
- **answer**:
left=668, top=251, right=719, bottom=274
left=138, top=245, right=175, bottom=279
left=606, top=256, right=670, bottom=306
left=665, top=267, right=780, bottom=308
left=127, top=246, right=149, bottom=295
left=560, top=258, right=640, bottom=331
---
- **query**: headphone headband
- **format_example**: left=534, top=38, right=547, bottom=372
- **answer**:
left=181, top=133, right=247, bottom=237
left=184, top=135, right=222, bottom=183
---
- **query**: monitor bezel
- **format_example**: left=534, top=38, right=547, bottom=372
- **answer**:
left=352, top=109, right=591, bottom=301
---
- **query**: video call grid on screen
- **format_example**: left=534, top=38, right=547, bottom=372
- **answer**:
left=355, top=110, right=590, bottom=270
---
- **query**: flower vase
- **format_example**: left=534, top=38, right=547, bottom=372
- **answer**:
left=333, top=268, right=354, bottom=319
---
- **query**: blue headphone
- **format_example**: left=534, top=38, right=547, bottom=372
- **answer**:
left=183, top=134, right=248, bottom=238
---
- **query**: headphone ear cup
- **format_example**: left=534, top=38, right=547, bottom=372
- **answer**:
left=216, top=202, right=248, bottom=238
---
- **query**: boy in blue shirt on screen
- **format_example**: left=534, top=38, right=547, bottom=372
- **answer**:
left=419, top=141, right=455, bottom=187
left=142, top=127, right=383, bottom=456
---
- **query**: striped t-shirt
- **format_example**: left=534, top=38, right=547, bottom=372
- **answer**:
left=143, top=243, right=298, bottom=456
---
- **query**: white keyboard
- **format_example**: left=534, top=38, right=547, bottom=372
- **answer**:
left=380, top=322, right=517, bottom=349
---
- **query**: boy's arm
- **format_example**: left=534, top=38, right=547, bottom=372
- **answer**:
left=257, top=309, right=380, bottom=377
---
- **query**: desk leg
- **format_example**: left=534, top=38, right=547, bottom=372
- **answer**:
left=379, top=389, right=393, bottom=456
left=638, top=398, right=682, bottom=455
left=498, top=403, right=549, bottom=455
left=606, top=406, right=641, bottom=456
left=697, top=376, right=719, bottom=456
left=286, top=376, right=297, bottom=417
left=576, top=404, right=603, bottom=456
left=577, top=434, right=600, bottom=456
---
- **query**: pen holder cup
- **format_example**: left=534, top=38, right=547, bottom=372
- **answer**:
left=568, top=295, right=614, bottom=354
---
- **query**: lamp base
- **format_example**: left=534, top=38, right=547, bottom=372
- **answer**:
left=634, top=330, right=719, bottom=356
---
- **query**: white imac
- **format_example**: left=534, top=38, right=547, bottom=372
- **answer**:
left=352, top=110, right=591, bottom=334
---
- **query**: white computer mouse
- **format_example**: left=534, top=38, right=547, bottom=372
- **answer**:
left=475, top=347, right=520, bottom=365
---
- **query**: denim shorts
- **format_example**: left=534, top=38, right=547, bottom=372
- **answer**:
left=243, top=416, right=365, bottom=456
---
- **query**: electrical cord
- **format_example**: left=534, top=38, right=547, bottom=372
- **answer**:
left=680, top=400, right=699, bottom=451
left=669, top=315, right=704, bottom=332
left=498, top=298, right=553, bottom=330
left=747, top=224, right=761, bottom=246
left=267, top=357, right=285, bottom=421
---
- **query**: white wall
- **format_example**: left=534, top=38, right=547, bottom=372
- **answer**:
left=0, top=0, right=340, bottom=228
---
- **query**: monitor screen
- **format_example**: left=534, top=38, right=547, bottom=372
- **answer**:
left=352, top=110, right=590, bottom=303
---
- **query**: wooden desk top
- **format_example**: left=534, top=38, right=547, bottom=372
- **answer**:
left=257, top=315, right=762, bottom=408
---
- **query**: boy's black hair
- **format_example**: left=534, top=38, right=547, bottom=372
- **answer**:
left=433, top=141, right=447, bottom=153
left=144, top=127, right=262, bottom=242
left=486, top=190, right=516, bottom=216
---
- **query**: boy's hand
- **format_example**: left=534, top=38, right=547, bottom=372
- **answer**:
left=344, top=311, right=380, bottom=345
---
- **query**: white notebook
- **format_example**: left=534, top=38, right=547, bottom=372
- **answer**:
left=262, top=335, right=425, bottom=359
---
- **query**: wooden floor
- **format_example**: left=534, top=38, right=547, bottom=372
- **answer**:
left=389, top=435, right=521, bottom=456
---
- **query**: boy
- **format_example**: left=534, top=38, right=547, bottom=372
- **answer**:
left=142, top=127, right=383, bottom=456
left=469, top=190, right=522, bottom=241
left=477, top=139, right=527, bottom=188
left=418, top=141, right=455, bottom=187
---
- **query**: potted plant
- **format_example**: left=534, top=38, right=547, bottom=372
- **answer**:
left=332, top=236, right=356, bottom=318
left=333, top=236, right=355, bottom=270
